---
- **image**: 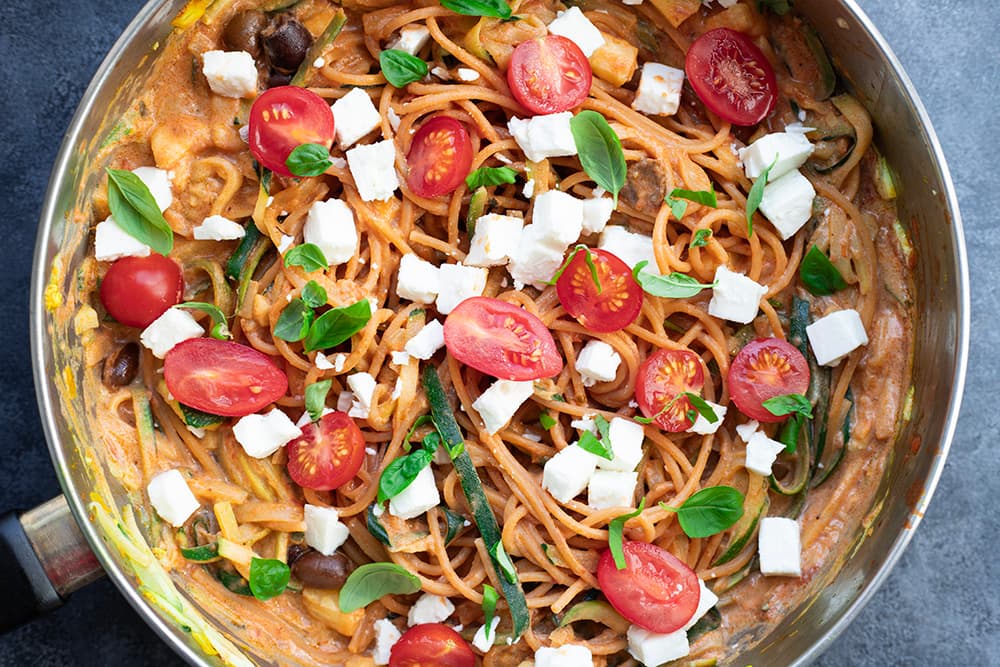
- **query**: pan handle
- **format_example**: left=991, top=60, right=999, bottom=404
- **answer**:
left=0, top=496, right=103, bottom=633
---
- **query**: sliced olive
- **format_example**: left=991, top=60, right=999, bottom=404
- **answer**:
left=262, top=15, right=313, bottom=73
left=222, top=10, right=269, bottom=59
left=102, top=342, right=140, bottom=388
left=289, top=549, right=354, bottom=589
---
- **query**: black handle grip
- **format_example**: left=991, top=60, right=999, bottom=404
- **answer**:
left=0, top=510, right=63, bottom=633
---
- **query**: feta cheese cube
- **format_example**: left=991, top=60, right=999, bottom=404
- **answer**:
left=683, top=580, right=720, bottom=630
left=739, top=132, right=814, bottom=182
left=601, top=417, right=645, bottom=472
left=388, top=24, right=431, bottom=56
left=346, top=140, right=399, bottom=202
left=465, top=214, right=524, bottom=267
left=542, top=444, right=599, bottom=503
left=315, top=351, right=336, bottom=370
left=472, top=380, right=535, bottom=435
left=388, top=464, right=440, bottom=519
left=535, top=643, right=594, bottom=667
left=507, top=112, right=577, bottom=163
left=575, top=340, right=621, bottom=386
left=758, top=517, right=802, bottom=577
left=94, top=216, right=151, bottom=261
left=407, top=593, right=455, bottom=627
left=735, top=420, right=760, bottom=443
left=632, top=62, right=685, bottom=116
left=192, top=215, right=245, bottom=241
left=627, top=625, right=690, bottom=665
left=598, top=226, right=657, bottom=273
left=581, top=197, right=614, bottom=235
left=708, top=265, right=767, bottom=324
left=744, top=430, right=787, bottom=477
left=391, top=350, right=411, bottom=366
left=472, top=617, right=501, bottom=652
left=147, top=469, right=200, bottom=527
left=547, top=7, right=606, bottom=57
left=201, top=50, right=257, bottom=98
left=397, top=254, right=441, bottom=305
left=132, top=166, right=173, bottom=212
left=507, top=225, right=567, bottom=289
left=571, top=415, right=597, bottom=433
left=277, top=234, right=295, bottom=253
left=806, top=309, right=868, bottom=366
left=232, top=409, right=302, bottom=458
left=139, top=308, right=203, bottom=358
left=531, top=190, right=584, bottom=248
left=687, top=400, right=727, bottom=435
left=435, top=263, right=488, bottom=314
left=404, top=320, right=445, bottom=360
left=304, top=504, right=350, bottom=556
left=347, top=372, right=377, bottom=419
left=332, top=87, right=381, bottom=149
left=588, top=470, right=638, bottom=510
left=304, top=199, right=357, bottom=266
left=372, top=619, right=401, bottom=665
left=456, top=68, right=480, bottom=82
left=759, top=169, right=816, bottom=239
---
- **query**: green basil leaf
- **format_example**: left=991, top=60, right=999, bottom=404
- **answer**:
left=578, top=431, right=613, bottom=461
left=442, top=506, right=466, bottom=545
left=249, top=557, right=290, bottom=600
left=746, top=154, right=779, bottom=236
left=539, top=412, right=556, bottom=430
left=482, top=584, right=499, bottom=641
left=286, top=143, right=333, bottom=177
left=339, top=562, right=422, bottom=613
left=217, top=570, right=252, bottom=596
left=633, top=416, right=654, bottom=425
left=367, top=505, right=392, bottom=546
left=608, top=498, right=645, bottom=570
left=777, top=412, right=804, bottom=454
left=799, top=245, right=848, bottom=296
left=274, top=298, right=314, bottom=342
left=404, top=415, right=435, bottom=452
left=670, top=186, right=717, bottom=208
left=301, top=280, right=328, bottom=309
left=632, top=261, right=715, bottom=298
left=180, top=543, right=218, bottom=561
left=422, top=430, right=443, bottom=454
left=690, top=229, right=712, bottom=248
left=547, top=244, right=601, bottom=291
left=491, top=541, right=517, bottom=584
left=465, top=166, right=518, bottom=190
left=304, top=299, right=372, bottom=352
left=660, top=486, right=744, bottom=539
left=440, top=0, right=512, bottom=20
left=379, top=49, right=429, bottom=88
left=105, top=168, right=174, bottom=255
left=762, top=393, right=814, bottom=420
left=570, top=111, right=627, bottom=205
left=305, top=379, right=332, bottom=422
left=284, top=243, right=328, bottom=272
left=665, top=196, right=688, bottom=221
left=176, top=301, right=230, bottom=340
left=377, top=449, right=433, bottom=503
left=684, top=393, right=718, bottom=424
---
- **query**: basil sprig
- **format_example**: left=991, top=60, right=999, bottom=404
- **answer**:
left=746, top=154, right=779, bottom=236
left=762, top=393, right=813, bottom=420
left=482, top=584, right=499, bottom=641
left=548, top=244, right=602, bottom=292
left=249, top=557, right=290, bottom=600
left=286, top=143, right=333, bottom=177
left=666, top=186, right=717, bottom=221
left=690, top=228, right=712, bottom=248
left=305, top=379, right=332, bottom=422
left=339, top=562, right=421, bottom=613
left=632, top=261, right=715, bottom=299
left=570, top=111, right=626, bottom=205
left=608, top=499, right=645, bottom=570
left=105, top=168, right=174, bottom=255
left=377, top=430, right=441, bottom=502
left=305, top=299, right=372, bottom=352
left=176, top=302, right=230, bottom=340
left=799, top=245, right=847, bottom=295
left=659, top=486, right=744, bottom=539
left=440, top=0, right=512, bottom=20
left=301, top=280, right=328, bottom=308
left=275, top=299, right=314, bottom=342
left=284, top=243, right=329, bottom=272
left=578, top=414, right=614, bottom=460
left=465, top=166, right=518, bottom=190
left=380, top=49, right=429, bottom=88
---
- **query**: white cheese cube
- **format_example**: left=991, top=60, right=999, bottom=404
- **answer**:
left=532, top=190, right=584, bottom=249
left=404, top=320, right=445, bottom=360
left=94, top=216, right=152, bottom=261
left=132, top=166, right=173, bottom=212
left=388, top=465, right=440, bottom=519
left=806, top=309, right=868, bottom=366
left=735, top=419, right=761, bottom=443
left=192, top=215, right=245, bottom=241
left=304, top=504, right=350, bottom=556
left=758, top=517, right=802, bottom=577
left=472, top=380, right=535, bottom=435
left=372, top=619, right=401, bottom=666
left=391, top=350, right=411, bottom=366
left=687, top=400, right=727, bottom=435
left=332, top=87, right=381, bottom=149
left=598, top=226, right=657, bottom=273
left=435, top=263, right=488, bottom=314
left=575, top=340, right=621, bottom=386
left=535, top=644, right=594, bottom=667
left=147, top=469, right=200, bottom=527
left=507, top=112, right=578, bottom=163
left=232, top=409, right=302, bottom=459
left=397, top=254, right=441, bottom=305
left=465, top=214, right=524, bottom=267
left=387, top=24, right=431, bottom=56
left=547, top=7, right=606, bottom=57
left=407, top=593, right=455, bottom=627
left=346, top=140, right=399, bottom=202
left=600, top=417, right=645, bottom=472
left=315, top=351, right=336, bottom=370
left=472, top=617, right=501, bottom=652
left=277, top=234, right=295, bottom=253
left=581, top=197, right=615, bottom=235
left=632, top=62, right=685, bottom=117
left=457, top=68, right=480, bottom=82
left=507, top=225, right=567, bottom=289
left=347, top=372, right=377, bottom=419
left=542, top=444, right=599, bottom=503
left=571, top=415, right=597, bottom=433
left=627, top=625, right=690, bottom=665
left=587, top=470, right=638, bottom=510
left=759, top=169, right=816, bottom=239
left=139, top=308, right=203, bottom=359
left=201, top=50, right=258, bottom=98
left=304, top=199, right=357, bottom=266
left=744, top=431, right=787, bottom=477
left=739, top=132, right=814, bottom=182
left=682, top=579, right=720, bottom=630
left=708, top=265, right=767, bottom=324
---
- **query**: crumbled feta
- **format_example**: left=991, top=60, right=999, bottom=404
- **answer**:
left=94, top=216, right=151, bottom=261
left=388, top=465, right=440, bottom=519
left=304, top=504, right=350, bottom=556
left=571, top=416, right=597, bottom=433
left=147, top=470, right=200, bottom=527
left=430, top=66, right=450, bottom=81
left=404, top=320, right=445, bottom=360
left=232, top=409, right=302, bottom=458
left=531, top=190, right=584, bottom=248
left=542, top=444, right=599, bottom=503
left=547, top=7, right=606, bottom=57
left=387, top=24, right=431, bottom=56
left=277, top=234, right=295, bottom=253
left=743, top=429, right=787, bottom=477
left=332, top=87, right=381, bottom=149
left=507, top=112, right=577, bottom=163
left=372, top=619, right=401, bottom=665
left=575, top=340, right=622, bottom=387
left=132, top=166, right=173, bottom=212
left=346, top=140, right=400, bottom=201
left=315, top=351, right=336, bottom=370
left=598, top=226, right=657, bottom=273
left=735, top=420, right=760, bottom=443
left=465, top=214, right=524, bottom=267
left=407, top=593, right=455, bottom=626
left=472, top=617, right=501, bottom=652
left=472, top=380, right=535, bottom=435
left=192, top=214, right=245, bottom=241
left=313, top=57, right=326, bottom=68
left=632, top=62, right=685, bottom=116
left=387, top=107, right=401, bottom=132
left=139, top=308, right=203, bottom=359
left=507, top=225, right=567, bottom=289
left=581, top=197, right=615, bottom=235
left=627, top=625, right=690, bottom=665
left=708, top=265, right=767, bottom=324
left=347, top=372, right=377, bottom=419
left=304, top=199, right=357, bottom=266
left=758, top=517, right=802, bottom=577
left=456, top=67, right=480, bottom=82
left=588, top=470, right=638, bottom=510
left=739, top=132, right=814, bottom=182
left=683, top=580, right=720, bottom=630
left=436, top=263, right=488, bottom=314
left=687, top=400, right=727, bottom=435
left=535, top=643, right=594, bottom=667
left=759, top=169, right=816, bottom=239
left=806, top=309, right=868, bottom=366
left=201, top=50, right=257, bottom=98
left=523, top=178, right=535, bottom=199
left=601, top=417, right=645, bottom=472
left=391, top=350, right=411, bottom=366
left=396, top=253, right=441, bottom=305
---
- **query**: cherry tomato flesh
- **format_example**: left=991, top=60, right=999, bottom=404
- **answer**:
left=389, top=623, right=476, bottom=667
left=248, top=86, right=335, bottom=177
left=99, top=253, right=183, bottom=328
left=507, top=35, right=592, bottom=115
left=406, top=116, right=474, bottom=198
left=636, top=349, right=705, bottom=432
left=728, top=337, right=810, bottom=422
left=286, top=411, right=366, bottom=491
left=556, top=248, right=643, bottom=333
left=685, top=28, right=778, bottom=126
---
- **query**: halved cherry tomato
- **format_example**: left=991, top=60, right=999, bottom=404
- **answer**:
left=685, top=28, right=778, bottom=126
left=286, top=411, right=365, bottom=490
left=443, top=296, right=563, bottom=381
left=248, top=86, right=335, bottom=177
left=163, top=338, right=288, bottom=417
left=389, top=624, right=476, bottom=667
left=406, top=116, right=474, bottom=198
left=635, top=349, right=705, bottom=432
left=728, top=337, right=809, bottom=422
left=597, top=541, right=700, bottom=634
left=556, top=248, right=643, bottom=333
left=507, top=35, right=592, bottom=115
left=99, top=253, right=183, bottom=328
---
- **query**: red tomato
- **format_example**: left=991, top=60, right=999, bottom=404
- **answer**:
left=248, top=86, right=335, bottom=177
left=684, top=28, right=778, bottom=126
left=286, top=411, right=365, bottom=491
left=507, top=35, right=592, bottom=115
left=597, top=541, right=700, bottom=634
left=556, top=248, right=643, bottom=333
left=99, top=254, right=183, bottom=328
left=635, top=349, right=705, bottom=432
left=728, top=337, right=809, bottom=422
left=390, top=624, right=476, bottom=667
left=406, top=116, right=474, bottom=198
left=443, top=297, right=563, bottom=381
left=163, top=338, right=288, bottom=417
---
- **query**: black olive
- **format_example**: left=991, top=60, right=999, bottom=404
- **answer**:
left=261, top=15, right=313, bottom=74
left=266, top=70, right=293, bottom=88
left=222, top=10, right=269, bottom=59
left=290, top=550, right=354, bottom=589
left=286, top=543, right=309, bottom=567
left=102, top=342, right=140, bottom=388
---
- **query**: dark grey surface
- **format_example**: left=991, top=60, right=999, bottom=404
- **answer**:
left=0, top=1, right=995, bottom=665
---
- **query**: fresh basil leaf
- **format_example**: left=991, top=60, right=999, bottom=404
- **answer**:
left=666, top=196, right=688, bottom=221
left=105, top=168, right=174, bottom=255
left=548, top=244, right=601, bottom=292
left=274, top=298, right=314, bottom=342
left=249, top=557, right=290, bottom=601
left=422, top=430, right=443, bottom=454
left=305, top=379, right=332, bottom=422
left=339, top=562, right=421, bottom=613
left=670, top=186, right=718, bottom=208
left=176, top=301, right=230, bottom=340
left=660, top=486, right=744, bottom=539
left=286, top=143, right=333, bottom=177
left=180, top=543, right=218, bottom=561
left=440, top=0, right=512, bottom=20
left=380, top=49, right=429, bottom=88
left=217, top=570, right=252, bottom=596
left=633, top=415, right=654, bottom=425
left=301, top=280, right=328, bottom=309
left=442, top=506, right=466, bottom=545
left=777, top=412, right=804, bottom=454
left=684, top=393, right=718, bottom=424
left=491, top=541, right=517, bottom=584
left=799, top=245, right=848, bottom=296
left=758, top=0, right=791, bottom=15
left=482, top=584, right=499, bottom=641
left=304, top=299, right=372, bottom=352
left=465, top=166, right=518, bottom=190
left=404, top=415, right=435, bottom=452
left=762, top=393, right=814, bottom=420
left=367, top=505, right=391, bottom=546
left=609, top=499, right=645, bottom=570
left=691, top=229, right=712, bottom=248
left=377, top=449, right=433, bottom=503
left=746, top=154, right=779, bottom=236
left=578, top=431, right=613, bottom=461
left=539, top=412, right=556, bottom=430
left=284, top=243, right=328, bottom=272
left=632, top=261, right=715, bottom=299
left=570, top=111, right=627, bottom=205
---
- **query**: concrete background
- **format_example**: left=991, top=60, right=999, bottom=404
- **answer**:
left=0, top=0, right=995, bottom=664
